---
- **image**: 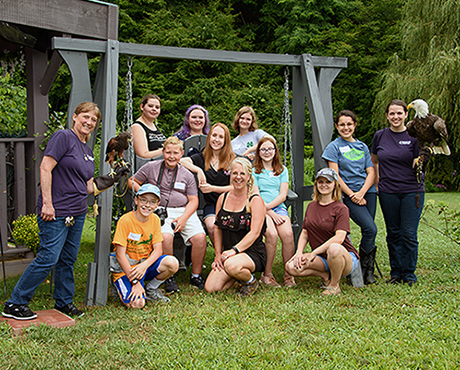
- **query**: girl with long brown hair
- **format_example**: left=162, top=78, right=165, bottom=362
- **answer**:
left=180, top=123, right=236, bottom=243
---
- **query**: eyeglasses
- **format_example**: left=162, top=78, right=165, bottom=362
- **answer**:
left=259, top=147, right=276, bottom=154
left=137, top=197, right=158, bottom=206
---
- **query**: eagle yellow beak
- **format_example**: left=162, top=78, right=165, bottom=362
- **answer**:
left=407, top=104, right=412, bottom=109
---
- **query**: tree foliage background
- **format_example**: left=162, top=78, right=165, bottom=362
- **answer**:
left=0, top=0, right=458, bottom=188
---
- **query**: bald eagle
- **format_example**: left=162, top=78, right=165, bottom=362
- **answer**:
left=407, top=99, right=451, bottom=156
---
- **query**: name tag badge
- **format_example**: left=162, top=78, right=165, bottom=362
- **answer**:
left=174, top=182, right=186, bottom=190
left=339, top=145, right=351, bottom=153
left=128, top=232, right=141, bottom=241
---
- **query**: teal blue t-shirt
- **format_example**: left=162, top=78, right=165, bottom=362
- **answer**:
left=322, top=137, right=376, bottom=194
left=253, top=165, right=289, bottom=209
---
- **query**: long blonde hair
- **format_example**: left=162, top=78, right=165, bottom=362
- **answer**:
left=230, top=157, right=254, bottom=212
left=312, top=178, right=342, bottom=202
left=203, top=123, right=236, bottom=171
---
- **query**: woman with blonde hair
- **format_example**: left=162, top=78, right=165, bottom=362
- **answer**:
left=180, top=123, right=236, bottom=243
left=205, top=157, right=267, bottom=296
left=285, top=168, right=359, bottom=296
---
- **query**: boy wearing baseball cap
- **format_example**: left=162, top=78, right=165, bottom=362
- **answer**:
left=111, top=184, right=179, bottom=308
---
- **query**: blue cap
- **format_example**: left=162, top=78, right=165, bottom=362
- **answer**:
left=136, top=183, right=161, bottom=200
left=316, top=168, right=338, bottom=182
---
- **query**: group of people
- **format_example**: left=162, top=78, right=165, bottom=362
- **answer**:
left=2, top=97, right=424, bottom=319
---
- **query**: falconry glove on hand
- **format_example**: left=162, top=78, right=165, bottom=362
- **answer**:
left=93, top=162, right=131, bottom=196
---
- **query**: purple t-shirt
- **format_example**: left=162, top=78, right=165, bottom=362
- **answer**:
left=134, top=160, right=197, bottom=208
left=37, top=130, right=95, bottom=217
left=371, top=127, right=423, bottom=193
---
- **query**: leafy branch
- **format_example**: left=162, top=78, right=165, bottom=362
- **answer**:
left=420, top=200, right=460, bottom=246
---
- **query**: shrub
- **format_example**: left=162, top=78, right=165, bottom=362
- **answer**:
left=12, top=214, right=40, bottom=253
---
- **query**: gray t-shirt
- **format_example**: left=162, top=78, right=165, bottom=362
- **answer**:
left=134, top=161, right=198, bottom=208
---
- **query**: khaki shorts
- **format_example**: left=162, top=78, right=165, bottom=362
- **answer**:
left=161, top=207, right=205, bottom=244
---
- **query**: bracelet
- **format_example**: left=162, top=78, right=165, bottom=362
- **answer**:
left=232, top=245, right=240, bottom=254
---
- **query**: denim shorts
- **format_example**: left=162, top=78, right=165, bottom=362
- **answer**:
left=318, top=252, right=359, bottom=276
left=271, top=205, right=289, bottom=217
left=203, top=204, right=216, bottom=220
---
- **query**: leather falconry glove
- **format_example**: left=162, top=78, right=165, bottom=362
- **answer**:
left=93, top=162, right=131, bottom=196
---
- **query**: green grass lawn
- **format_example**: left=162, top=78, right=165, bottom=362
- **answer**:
left=1, top=193, right=459, bottom=369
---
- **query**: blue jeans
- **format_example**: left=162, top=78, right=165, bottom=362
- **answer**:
left=343, top=193, right=377, bottom=254
left=378, top=192, right=424, bottom=282
left=7, top=214, right=86, bottom=307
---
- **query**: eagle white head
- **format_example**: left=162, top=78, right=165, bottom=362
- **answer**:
left=408, top=99, right=429, bottom=118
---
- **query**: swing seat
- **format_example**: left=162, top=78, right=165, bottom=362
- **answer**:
left=183, top=134, right=207, bottom=157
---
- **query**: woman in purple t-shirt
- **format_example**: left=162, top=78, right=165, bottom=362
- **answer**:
left=371, top=99, right=424, bottom=286
left=285, top=168, right=360, bottom=296
left=3, top=102, right=101, bottom=320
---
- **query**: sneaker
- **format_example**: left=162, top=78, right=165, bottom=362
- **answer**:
left=55, top=303, right=84, bottom=317
left=283, top=274, right=296, bottom=288
left=165, top=276, right=180, bottom=293
left=386, top=277, right=403, bottom=285
left=405, top=280, right=416, bottom=287
left=237, top=278, right=259, bottom=297
left=146, top=287, right=170, bottom=303
left=190, top=274, right=205, bottom=290
left=260, top=273, right=281, bottom=287
left=2, top=304, right=37, bottom=320
left=322, top=285, right=341, bottom=296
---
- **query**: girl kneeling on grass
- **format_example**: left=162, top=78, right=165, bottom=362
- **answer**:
left=285, top=168, right=359, bottom=296
left=204, top=157, right=267, bottom=297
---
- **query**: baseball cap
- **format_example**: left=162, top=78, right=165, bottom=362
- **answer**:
left=316, top=168, right=338, bottom=182
left=136, top=183, right=161, bottom=200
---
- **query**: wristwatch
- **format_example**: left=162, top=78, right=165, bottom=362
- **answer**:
left=131, top=279, right=139, bottom=285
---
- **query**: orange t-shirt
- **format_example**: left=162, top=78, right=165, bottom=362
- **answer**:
left=112, top=212, right=163, bottom=280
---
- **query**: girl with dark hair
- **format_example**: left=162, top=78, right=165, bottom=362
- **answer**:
left=371, top=99, right=424, bottom=286
left=322, top=110, right=378, bottom=284
left=132, top=94, right=167, bottom=161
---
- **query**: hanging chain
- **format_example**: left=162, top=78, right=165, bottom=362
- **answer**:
left=281, top=66, right=298, bottom=226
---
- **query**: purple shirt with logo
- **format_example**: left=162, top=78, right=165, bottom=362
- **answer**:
left=371, top=127, right=423, bottom=193
left=37, top=130, right=95, bottom=217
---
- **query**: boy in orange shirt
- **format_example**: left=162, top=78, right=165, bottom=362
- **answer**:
left=111, top=184, right=179, bottom=308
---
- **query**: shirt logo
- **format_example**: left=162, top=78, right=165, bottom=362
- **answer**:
left=399, top=141, right=411, bottom=145
left=343, top=148, right=364, bottom=161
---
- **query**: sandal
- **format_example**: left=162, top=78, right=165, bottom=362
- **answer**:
left=322, top=285, right=341, bottom=296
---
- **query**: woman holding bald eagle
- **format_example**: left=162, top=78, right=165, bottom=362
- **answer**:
left=370, top=98, right=450, bottom=287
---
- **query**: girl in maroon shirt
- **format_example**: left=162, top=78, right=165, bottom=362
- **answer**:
left=285, top=168, right=359, bottom=296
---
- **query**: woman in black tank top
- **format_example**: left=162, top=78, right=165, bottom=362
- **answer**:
left=204, top=157, right=267, bottom=297
left=132, top=94, right=167, bottom=160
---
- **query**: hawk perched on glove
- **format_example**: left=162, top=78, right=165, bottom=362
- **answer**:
left=407, top=99, right=451, bottom=156
left=104, top=131, right=131, bottom=167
